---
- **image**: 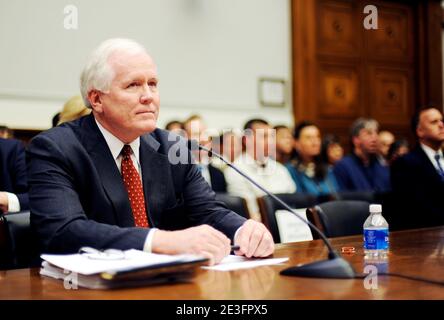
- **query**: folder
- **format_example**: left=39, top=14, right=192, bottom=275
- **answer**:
left=40, top=249, right=208, bottom=289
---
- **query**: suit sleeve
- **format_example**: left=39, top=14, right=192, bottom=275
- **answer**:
left=181, top=162, right=246, bottom=240
left=11, top=140, right=29, bottom=210
left=27, top=134, right=149, bottom=253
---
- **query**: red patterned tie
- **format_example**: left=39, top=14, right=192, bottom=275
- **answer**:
left=121, top=145, right=149, bottom=227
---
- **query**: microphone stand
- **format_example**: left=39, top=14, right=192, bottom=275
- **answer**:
left=191, top=141, right=355, bottom=279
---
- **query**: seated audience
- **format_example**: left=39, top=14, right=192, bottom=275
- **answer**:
left=387, top=139, right=409, bottom=165
left=57, top=96, right=91, bottom=125
left=377, top=130, right=395, bottom=166
left=0, top=137, right=29, bottom=213
left=391, top=105, right=444, bottom=228
left=321, top=134, right=344, bottom=167
left=183, top=115, right=227, bottom=192
left=274, top=125, right=294, bottom=164
left=225, top=119, right=296, bottom=220
left=286, top=122, right=338, bottom=197
left=333, top=118, right=390, bottom=192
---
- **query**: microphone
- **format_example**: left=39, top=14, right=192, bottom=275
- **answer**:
left=187, top=139, right=356, bottom=279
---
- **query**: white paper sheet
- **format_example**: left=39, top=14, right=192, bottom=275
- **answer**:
left=202, top=255, right=289, bottom=271
left=275, top=209, right=313, bottom=243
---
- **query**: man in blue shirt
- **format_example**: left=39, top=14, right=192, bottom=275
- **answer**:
left=333, top=118, right=390, bottom=192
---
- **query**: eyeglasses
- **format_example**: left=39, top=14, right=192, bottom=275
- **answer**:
left=79, top=247, right=126, bottom=260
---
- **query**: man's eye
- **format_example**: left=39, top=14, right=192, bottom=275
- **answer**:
left=148, top=81, right=157, bottom=88
left=127, top=82, right=139, bottom=88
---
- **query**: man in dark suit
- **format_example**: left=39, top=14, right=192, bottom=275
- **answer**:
left=391, top=105, right=444, bottom=229
left=27, top=38, right=274, bottom=265
left=0, top=137, right=29, bottom=213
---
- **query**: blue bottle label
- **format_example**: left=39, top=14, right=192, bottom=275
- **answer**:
left=364, top=229, right=389, bottom=250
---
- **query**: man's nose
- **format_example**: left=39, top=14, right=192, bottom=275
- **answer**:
left=140, top=84, right=154, bottom=104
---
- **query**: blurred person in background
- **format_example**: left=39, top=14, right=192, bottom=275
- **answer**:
left=387, top=139, right=409, bottom=165
left=333, top=118, right=390, bottom=192
left=273, top=125, right=294, bottom=164
left=225, top=119, right=296, bottom=220
left=57, top=96, right=91, bottom=125
left=183, top=115, right=227, bottom=192
left=391, top=105, right=444, bottom=229
left=321, top=134, right=344, bottom=167
left=286, top=122, right=338, bottom=197
left=165, top=120, right=186, bottom=137
left=0, top=125, right=13, bottom=139
left=377, top=130, right=395, bottom=166
left=211, top=130, right=243, bottom=172
left=0, top=137, right=28, bottom=213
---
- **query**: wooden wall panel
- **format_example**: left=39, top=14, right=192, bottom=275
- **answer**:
left=318, top=62, right=361, bottom=119
left=291, top=0, right=442, bottom=146
left=368, top=66, right=413, bottom=125
left=317, top=0, right=360, bottom=57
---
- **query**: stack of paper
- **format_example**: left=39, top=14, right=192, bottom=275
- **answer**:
left=40, top=249, right=207, bottom=289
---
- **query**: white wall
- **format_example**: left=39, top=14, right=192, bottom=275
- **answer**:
left=0, top=0, right=293, bottom=130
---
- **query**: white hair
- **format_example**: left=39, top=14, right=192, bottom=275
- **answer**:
left=80, top=38, right=147, bottom=108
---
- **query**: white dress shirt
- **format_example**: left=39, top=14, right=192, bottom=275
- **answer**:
left=95, top=119, right=156, bottom=252
left=421, top=143, right=444, bottom=173
left=4, top=192, right=20, bottom=212
left=224, top=153, right=297, bottom=221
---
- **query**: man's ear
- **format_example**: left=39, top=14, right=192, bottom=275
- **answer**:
left=416, top=125, right=423, bottom=139
left=352, top=136, right=359, bottom=148
left=88, top=90, right=104, bottom=113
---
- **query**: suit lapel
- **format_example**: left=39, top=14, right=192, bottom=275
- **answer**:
left=416, top=146, right=444, bottom=185
left=139, top=134, right=172, bottom=227
left=80, top=115, right=135, bottom=227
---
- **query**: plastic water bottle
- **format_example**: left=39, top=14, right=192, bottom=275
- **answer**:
left=363, top=204, right=389, bottom=259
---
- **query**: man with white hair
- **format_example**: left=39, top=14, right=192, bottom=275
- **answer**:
left=27, top=38, right=274, bottom=265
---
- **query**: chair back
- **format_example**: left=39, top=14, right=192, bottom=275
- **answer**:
left=215, top=193, right=250, bottom=219
left=308, top=200, right=370, bottom=238
left=258, top=193, right=317, bottom=243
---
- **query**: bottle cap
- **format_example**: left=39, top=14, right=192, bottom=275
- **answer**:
left=369, top=204, right=382, bottom=213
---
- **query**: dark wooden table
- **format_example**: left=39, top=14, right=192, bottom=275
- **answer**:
left=1, top=227, right=443, bottom=299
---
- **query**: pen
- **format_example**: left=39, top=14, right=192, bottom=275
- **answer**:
left=231, top=245, right=240, bottom=251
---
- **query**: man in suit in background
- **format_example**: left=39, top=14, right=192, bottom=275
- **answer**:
left=27, top=38, right=274, bottom=265
left=391, top=105, right=444, bottom=229
left=0, top=137, right=29, bottom=213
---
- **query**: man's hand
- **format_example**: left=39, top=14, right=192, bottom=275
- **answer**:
left=234, top=219, right=274, bottom=258
left=152, top=224, right=231, bottom=265
left=0, top=192, right=9, bottom=213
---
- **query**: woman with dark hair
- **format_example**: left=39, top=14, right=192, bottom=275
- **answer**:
left=321, top=134, right=344, bottom=167
left=286, top=122, right=339, bottom=196
left=387, top=139, right=409, bottom=165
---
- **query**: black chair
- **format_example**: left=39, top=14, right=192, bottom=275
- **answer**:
left=215, top=193, right=250, bottom=219
left=334, top=191, right=375, bottom=203
left=0, top=211, right=39, bottom=270
left=307, top=200, right=370, bottom=238
left=257, top=193, right=317, bottom=243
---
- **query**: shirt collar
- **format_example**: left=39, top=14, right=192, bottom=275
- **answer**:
left=421, top=143, right=443, bottom=160
left=95, top=118, right=140, bottom=163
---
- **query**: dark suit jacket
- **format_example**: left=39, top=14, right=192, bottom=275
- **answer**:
left=0, top=138, right=29, bottom=211
left=27, top=115, right=246, bottom=253
left=391, top=145, right=444, bottom=229
left=208, top=164, right=227, bottom=193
